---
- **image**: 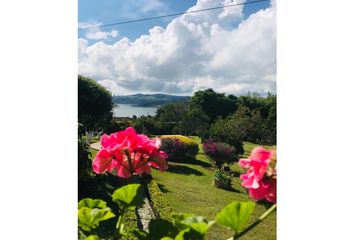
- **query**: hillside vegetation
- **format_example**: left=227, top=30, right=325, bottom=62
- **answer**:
left=112, top=94, right=191, bottom=107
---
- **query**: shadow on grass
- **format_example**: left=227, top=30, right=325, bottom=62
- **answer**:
left=257, top=199, right=274, bottom=208
left=157, top=183, right=169, bottom=193
left=216, top=186, right=242, bottom=193
left=167, top=164, right=204, bottom=176
left=168, top=157, right=212, bottom=168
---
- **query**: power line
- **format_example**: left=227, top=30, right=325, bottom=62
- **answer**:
left=78, top=0, right=268, bottom=31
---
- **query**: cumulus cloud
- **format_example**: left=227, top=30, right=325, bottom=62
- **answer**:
left=79, top=21, right=119, bottom=40
left=85, top=30, right=119, bottom=40
left=78, top=0, right=276, bottom=95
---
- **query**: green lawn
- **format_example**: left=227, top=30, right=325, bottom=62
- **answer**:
left=151, top=138, right=276, bottom=240
left=88, top=138, right=276, bottom=240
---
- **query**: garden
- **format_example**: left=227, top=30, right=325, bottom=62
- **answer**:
left=78, top=75, right=276, bottom=240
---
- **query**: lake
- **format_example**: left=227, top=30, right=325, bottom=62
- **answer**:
left=112, top=104, right=158, bottom=118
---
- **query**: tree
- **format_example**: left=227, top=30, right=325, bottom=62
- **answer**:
left=155, top=102, right=189, bottom=122
left=78, top=75, right=113, bottom=130
left=190, top=89, right=237, bottom=123
left=177, top=107, right=210, bottom=137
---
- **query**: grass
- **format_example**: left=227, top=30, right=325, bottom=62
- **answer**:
left=87, top=139, right=276, bottom=240
left=151, top=137, right=276, bottom=240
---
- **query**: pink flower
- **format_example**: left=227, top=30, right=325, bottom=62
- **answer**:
left=92, top=127, right=168, bottom=178
left=239, top=146, right=276, bottom=203
left=248, top=179, right=276, bottom=203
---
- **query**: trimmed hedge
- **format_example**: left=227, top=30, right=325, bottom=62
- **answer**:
left=160, top=135, right=199, bottom=162
left=145, top=179, right=173, bottom=222
left=121, top=210, right=139, bottom=240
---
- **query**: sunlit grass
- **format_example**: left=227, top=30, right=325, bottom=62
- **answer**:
left=151, top=138, right=276, bottom=240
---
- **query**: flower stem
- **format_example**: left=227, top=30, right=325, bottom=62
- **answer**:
left=116, top=207, right=126, bottom=239
left=124, top=149, right=134, bottom=175
left=234, top=204, right=276, bottom=240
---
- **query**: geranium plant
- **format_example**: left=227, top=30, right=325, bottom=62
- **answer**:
left=92, top=127, right=168, bottom=178
left=78, top=127, right=277, bottom=239
left=239, top=146, right=276, bottom=203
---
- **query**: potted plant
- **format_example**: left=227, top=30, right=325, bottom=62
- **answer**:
left=213, top=169, right=232, bottom=189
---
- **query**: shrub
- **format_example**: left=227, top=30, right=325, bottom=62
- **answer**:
left=160, top=135, right=199, bottom=162
left=214, top=169, right=232, bottom=189
left=78, top=75, right=113, bottom=131
left=208, top=117, right=244, bottom=155
left=203, top=140, right=238, bottom=168
left=78, top=123, right=93, bottom=183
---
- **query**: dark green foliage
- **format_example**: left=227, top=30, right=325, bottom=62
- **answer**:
left=156, top=102, right=189, bottom=122
left=190, top=89, right=237, bottom=123
left=78, top=75, right=113, bottom=131
left=236, top=93, right=276, bottom=145
left=117, top=90, right=276, bottom=146
left=78, top=123, right=93, bottom=183
left=176, top=107, right=210, bottom=138
left=133, top=116, right=155, bottom=135
left=214, top=169, right=232, bottom=189
left=208, top=117, right=245, bottom=155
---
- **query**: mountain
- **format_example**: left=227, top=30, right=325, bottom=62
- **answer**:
left=112, top=94, right=191, bottom=107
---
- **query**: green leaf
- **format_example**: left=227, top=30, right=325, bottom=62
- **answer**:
left=85, top=235, right=100, bottom=240
left=78, top=198, right=107, bottom=209
left=78, top=207, right=115, bottom=231
left=174, top=228, right=203, bottom=240
left=172, top=213, right=213, bottom=237
left=131, top=229, right=149, bottom=240
left=112, top=184, right=144, bottom=209
left=180, top=216, right=214, bottom=235
left=216, top=201, right=255, bottom=235
left=172, top=213, right=193, bottom=230
left=148, top=219, right=179, bottom=238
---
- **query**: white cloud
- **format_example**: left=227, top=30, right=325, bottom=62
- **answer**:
left=85, top=30, right=119, bottom=40
left=79, top=21, right=119, bottom=40
left=78, top=0, right=276, bottom=95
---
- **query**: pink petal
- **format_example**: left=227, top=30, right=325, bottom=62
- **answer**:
left=116, top=165, right=132, bottom=178
left=250, top=147, right=272, bottom=163
left=92, top=149, right=113, bottom=174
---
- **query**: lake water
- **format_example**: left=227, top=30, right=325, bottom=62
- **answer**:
left=112, top=104, right=158, bottom=117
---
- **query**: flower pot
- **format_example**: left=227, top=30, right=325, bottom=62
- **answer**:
left=214, top=178, right=231, bottom=189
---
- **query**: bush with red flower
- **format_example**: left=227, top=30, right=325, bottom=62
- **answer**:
left=203, top=139, right=238, bottom=168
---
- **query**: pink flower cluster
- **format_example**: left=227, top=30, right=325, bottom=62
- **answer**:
left=92, top=127, right=168, bottom=178
left=239, top=146, right=276, bottom=203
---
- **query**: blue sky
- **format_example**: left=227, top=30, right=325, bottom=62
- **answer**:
left=79, top=0, right=270, bottom=42
left=78, top=0, right=276, bottom=96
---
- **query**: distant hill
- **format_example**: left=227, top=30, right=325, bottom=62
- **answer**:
left=112, top=94, right=191, bottom=107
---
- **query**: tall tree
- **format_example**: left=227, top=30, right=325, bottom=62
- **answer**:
left=190, top=88, right=237, bottom=122
left=78, top=75, right=113, bottom=130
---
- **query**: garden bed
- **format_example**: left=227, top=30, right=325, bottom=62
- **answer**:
left=150, top=137, right=276, bottom=240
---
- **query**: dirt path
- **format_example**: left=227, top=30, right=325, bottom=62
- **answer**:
left=90, top=142, right=101, bottom=150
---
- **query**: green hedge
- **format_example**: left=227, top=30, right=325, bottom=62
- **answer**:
left=145, top=179, right=173, bottom=222
left=121, top=210, right=139, bottom=240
